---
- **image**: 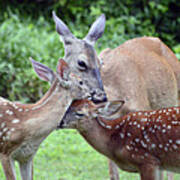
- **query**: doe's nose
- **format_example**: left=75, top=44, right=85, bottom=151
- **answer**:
left=91, top=89, right=107, bottom=104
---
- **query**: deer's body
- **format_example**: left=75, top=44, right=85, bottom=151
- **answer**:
left=0, top=78, right=73, bottom=180
left=100, top=36, right=179, bottom=111
left=99, top=36, right=180, bottom=180
left=60, top=100, right=180, bottom=180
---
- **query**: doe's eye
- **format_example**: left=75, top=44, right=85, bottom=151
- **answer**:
left=78, top=60, right=87, bottom=70
left=75, top=112, right=85, bottom=117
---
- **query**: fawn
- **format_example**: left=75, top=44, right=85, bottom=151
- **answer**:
left=59, top=99, right=180, bottom=180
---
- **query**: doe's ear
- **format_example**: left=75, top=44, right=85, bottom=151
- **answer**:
left=97, top=100, right=125, bottom=117
left=30, top=57, right=55, bottom=83
left=84, top=14, right=106, bottom=46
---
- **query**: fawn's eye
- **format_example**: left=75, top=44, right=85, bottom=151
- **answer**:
left=77, top=60, right=87, bottom=71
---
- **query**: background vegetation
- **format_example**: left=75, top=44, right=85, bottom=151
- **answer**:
left=0, top=0, right=180, bottom=179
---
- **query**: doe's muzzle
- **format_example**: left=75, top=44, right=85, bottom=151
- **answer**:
left=90, top=89, right=107, bottom=104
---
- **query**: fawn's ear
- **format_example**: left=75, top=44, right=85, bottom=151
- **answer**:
left=30, top=57, right=55, bottom=83
left=56, top=58, right=69, bottom=80
left=96, top=100, right=125, bottom=117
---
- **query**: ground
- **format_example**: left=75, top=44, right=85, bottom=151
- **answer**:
left=0, top=129, right=180, bottom=179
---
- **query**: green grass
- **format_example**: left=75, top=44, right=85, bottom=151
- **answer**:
left=1, top=130, right=180, bottom=180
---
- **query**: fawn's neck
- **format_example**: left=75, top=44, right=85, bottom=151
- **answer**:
left=78, top=117, right=116, bottom=158
left=22, top=78, right=73, bottom=136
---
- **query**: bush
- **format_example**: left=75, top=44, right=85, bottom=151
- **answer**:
left=0, top=14, right=63, bottom=102
left=0, top=0, right=179, bottom=102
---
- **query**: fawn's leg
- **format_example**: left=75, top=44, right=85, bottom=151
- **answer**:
left=140, top=164, right=161, bottom=180
left=0, top=154, right=16, bottom=180
left=108, top=159, right=119, bottom=180
left=19, top=157, right=33, bottom=180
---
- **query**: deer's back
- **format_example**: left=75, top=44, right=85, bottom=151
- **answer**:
left=100, top=37, right=178, bottom=111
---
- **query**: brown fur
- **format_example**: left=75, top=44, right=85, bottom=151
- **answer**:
left=99, top=36, right=179, bottom=180
left=61, top=100, right=180, bottom=180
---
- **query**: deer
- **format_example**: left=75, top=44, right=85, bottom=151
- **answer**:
left=0, top=12, right=108, bottom=180
left=52, top=12, right=107, bottom=103
left=0, top=58, right=105, bottom=180
left=59, top=99, right=180, bottom=180
left=53, top=11, right=180, bottom=179
left=98, top=36, right=180, bottom=180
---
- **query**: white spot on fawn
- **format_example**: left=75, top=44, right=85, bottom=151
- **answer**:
left=141, top=140, right=147, bottom=148
left=6, top=110, right=13, bottom=115
left=120, top=133, right=124, bottom=139
left=12, top=119, right=20, bottom=124
left=106, top=125, right=112, bottom=129
left=141, top=118, right=147, bottom=122
left=173, top=144, right=178, bottom=150
left=162, top=129, right=166, bottom=133
left=18, top=108, right=23, bottom=112
left=0, top=114, right=3, bottom=117
left=10, top=128, right=15, bottom=132
left=176, top=140, right=180, bottom=145
left=3, top=128, right=8, bottom=132
left=151, top=144, right=156, bottom=149
left=115, top=125, right=119, bottom=129
left=126, top=145, right=131, bottom=151
left=1, top=122, right=5, bottom=128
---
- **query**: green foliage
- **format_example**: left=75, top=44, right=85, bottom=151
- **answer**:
left=0, top=0, right=179, bottom=102
left=0, top=13, right=63, bottom=102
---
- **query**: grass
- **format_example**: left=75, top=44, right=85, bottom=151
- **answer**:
left=0, top=130, right=180, bottom=179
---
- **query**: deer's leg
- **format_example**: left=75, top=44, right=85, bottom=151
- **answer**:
left=108, top=159, right=119, bottom=180
left=0, top=154, right=16, bottom=180
left=19, top=158, right=33, bottom=180
left=167, top=171, right=173, bottom=180
left=139, top=164, right=160, bottom=180
left=159, top=170, right=163, bottom=180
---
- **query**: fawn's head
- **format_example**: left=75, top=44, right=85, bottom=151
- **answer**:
left=59, top=100, right=124, bottom=129
left=53, top=12, right=107, bottom=103
left=31, top=58, right=96, bottom=100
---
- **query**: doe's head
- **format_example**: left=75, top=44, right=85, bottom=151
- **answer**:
left=53, top=12, right=107, bottom=103
left=59, top=99, right=125, bottom=129
left=30, top=58, right=96, bottom=100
